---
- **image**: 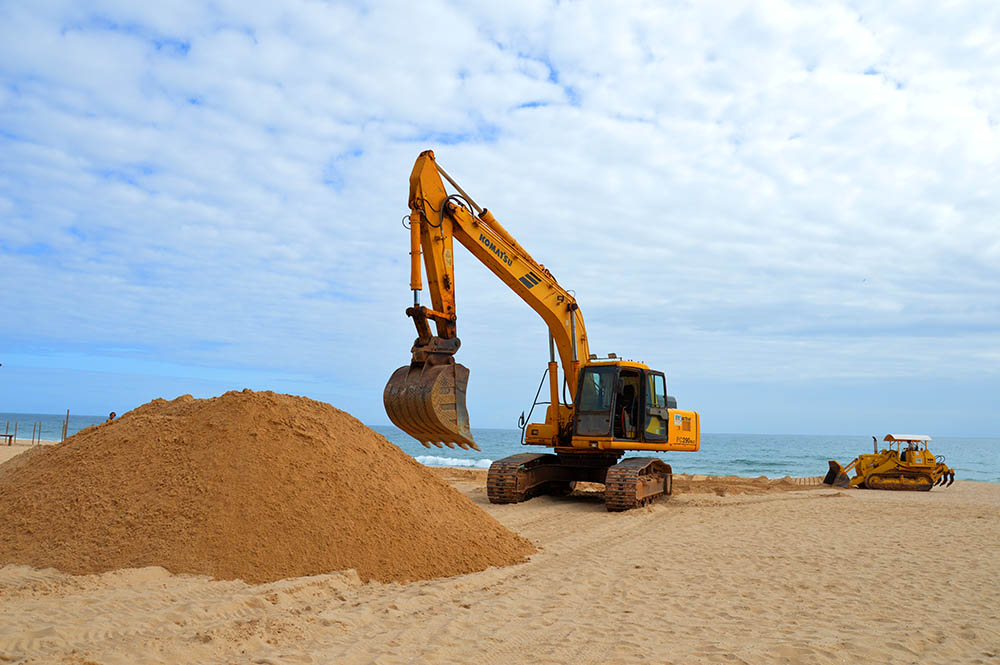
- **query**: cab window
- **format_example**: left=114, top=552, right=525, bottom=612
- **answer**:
left=575, top=366, right=618, bottom=437
left=577, top=366, right=616, bottom=411
left=647, top=374, right=666, bottom=407
left=643, top=372, right=668, bottom=440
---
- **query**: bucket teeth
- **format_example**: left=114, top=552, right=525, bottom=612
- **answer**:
left=384, top=361, right=478, bottom=451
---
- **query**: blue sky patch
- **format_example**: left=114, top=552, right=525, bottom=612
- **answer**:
left=409, top=123, right=500, bottom=146
left=153, top=38, right=191, bottom=57
left=12, top=242, right=55, bottom=257
left=2, top=2, right=998, bottom=435
left=322, top=148, right=364, bottom=191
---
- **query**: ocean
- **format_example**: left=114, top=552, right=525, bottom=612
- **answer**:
left=0, top=412, right=111, bottom=443
left=371, top=426, right=1000, bottom=484
left=2, top=413, right=995, bottom=483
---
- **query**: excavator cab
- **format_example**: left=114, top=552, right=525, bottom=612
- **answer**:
left=573, top=364, right=672, bottom=445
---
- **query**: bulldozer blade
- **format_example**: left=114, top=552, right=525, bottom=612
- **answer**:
left=823, top=461, right=850, bottom=488
left=383, top=361, right=478, bottom=450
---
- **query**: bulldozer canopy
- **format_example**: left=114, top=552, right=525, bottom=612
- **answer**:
left=883, top=434, right=932, bottom=443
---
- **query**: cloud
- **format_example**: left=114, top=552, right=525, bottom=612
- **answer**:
left=1, top=0, right=998, bottom=432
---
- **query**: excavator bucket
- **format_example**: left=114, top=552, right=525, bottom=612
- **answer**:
left=823, top=460, right=850, bottom=488
left=383, top=361, right=478, bottom=450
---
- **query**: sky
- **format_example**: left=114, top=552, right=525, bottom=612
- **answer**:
left=1, top=1, right=998, bottom=436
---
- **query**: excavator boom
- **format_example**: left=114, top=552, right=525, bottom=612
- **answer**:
left=385, top=150, right=587, bottom=449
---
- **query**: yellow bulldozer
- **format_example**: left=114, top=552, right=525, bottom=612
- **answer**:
left=384, top=150, right=700, bottom=511
left=824, top=434, right=955, bottom=491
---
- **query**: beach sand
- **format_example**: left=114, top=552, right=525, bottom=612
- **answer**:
left=1, top=465, right=997, bottom=664
left=0, top=443, right=57, bottom=465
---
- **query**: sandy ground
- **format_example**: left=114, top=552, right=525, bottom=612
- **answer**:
left=0, top=443, right=58, bottom=465
left=1, top=463, right=998, bottom=664
left=0, top=439, right=59, bottom=464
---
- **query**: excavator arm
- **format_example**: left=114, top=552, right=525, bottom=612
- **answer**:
left=384, top=150, right=588, bottom=449
left=409, top=151, right=590, bottom=387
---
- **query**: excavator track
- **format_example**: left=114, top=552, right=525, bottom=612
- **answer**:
left=487, top=453, right=557, bottom=504
left=865, top=472, right=934, bottom=491
left=487, top=452, right=622, bottom=505
left=604, top=458, right=672, bottom=512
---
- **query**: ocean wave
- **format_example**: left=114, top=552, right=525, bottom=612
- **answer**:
left=415, top=455, right=494, bottom=469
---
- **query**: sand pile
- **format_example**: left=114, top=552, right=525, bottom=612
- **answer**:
left=0, top=390, right=534, bottom=583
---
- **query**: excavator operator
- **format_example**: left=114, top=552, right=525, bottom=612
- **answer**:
left=614, top=382, right=639, bottom=440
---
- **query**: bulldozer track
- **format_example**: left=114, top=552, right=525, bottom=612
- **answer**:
left=865, top=472, right=934, bottom=491
left=604, top=458, right=672, bottom=512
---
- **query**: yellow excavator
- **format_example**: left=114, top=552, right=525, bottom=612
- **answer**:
left=824, top=434, right=955, bottom=491
left=384, top=150, right=700, bottom=511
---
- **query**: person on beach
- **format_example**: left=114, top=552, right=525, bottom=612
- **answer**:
left=107, top=412, right=116, bottom=422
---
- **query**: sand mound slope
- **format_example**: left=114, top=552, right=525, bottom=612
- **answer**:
left=0, top=390, right=534, bottom=583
